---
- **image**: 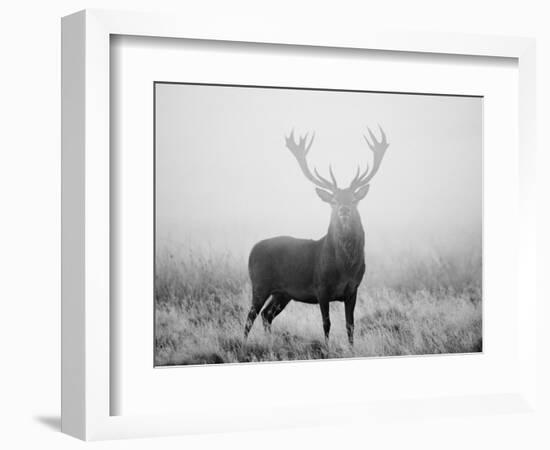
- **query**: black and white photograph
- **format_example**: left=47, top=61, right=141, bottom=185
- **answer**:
left=154, top=82, right=482, bottom=366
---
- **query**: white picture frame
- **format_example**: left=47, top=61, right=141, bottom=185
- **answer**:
left=61, top=9, right=537, bottom=441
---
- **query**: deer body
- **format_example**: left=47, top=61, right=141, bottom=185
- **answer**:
left=250, top=224, right=365, bottom=303
left=244, top=127, right=388, bottom=344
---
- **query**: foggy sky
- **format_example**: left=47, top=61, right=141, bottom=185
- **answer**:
left=155, top=83, right=482, bottom=259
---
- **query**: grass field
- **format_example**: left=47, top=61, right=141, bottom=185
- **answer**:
left=154, top=244, right=482, bottom=366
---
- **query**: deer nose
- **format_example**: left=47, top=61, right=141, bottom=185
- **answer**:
left=339, top=206, right=351, bottom=217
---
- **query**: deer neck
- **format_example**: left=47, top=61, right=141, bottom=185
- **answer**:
left=326, top=212, right=365, bottom=267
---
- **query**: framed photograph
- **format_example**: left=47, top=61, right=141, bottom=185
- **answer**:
left=153, top=82, right=482, bottom=366
left=61, top=9, right=537, bottom=440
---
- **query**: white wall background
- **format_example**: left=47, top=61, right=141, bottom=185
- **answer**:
left=0, top=1, right=548, bottom=449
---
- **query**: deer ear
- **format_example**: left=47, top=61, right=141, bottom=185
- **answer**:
left=315, top=188, right=334, bottom=203
left=354, top=185, right=370, bottom=201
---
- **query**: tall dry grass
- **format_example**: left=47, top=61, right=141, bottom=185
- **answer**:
left=155, top=245, right=481, bottom=366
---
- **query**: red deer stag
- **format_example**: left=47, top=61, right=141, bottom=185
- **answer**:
left=244, top=126, right=389, bottom=345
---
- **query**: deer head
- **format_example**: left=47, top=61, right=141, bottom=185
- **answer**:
left=285, top=126, right=389, bottom=231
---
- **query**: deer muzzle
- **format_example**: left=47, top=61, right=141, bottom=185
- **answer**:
left=338, top=206, right=352, bottom=228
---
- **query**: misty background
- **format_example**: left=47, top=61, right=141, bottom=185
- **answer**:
left=155, top=83, right=482, bottom=262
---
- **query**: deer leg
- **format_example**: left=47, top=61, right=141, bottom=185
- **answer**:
left=261, top=293, right=291, bottom=332
left=269, top=295, right=291, bottom=323
left=318, top=300, right=331, bottom=343
left=261, top=298, right=275, bottom=332
left=345, top=290, right=357, bottom=346
left=244, top=290, right=269, bottom=339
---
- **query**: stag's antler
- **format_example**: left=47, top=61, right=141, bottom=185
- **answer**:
left=285, top=130, right=338, bottom=192
left=349, top=125, right=389, bottom=192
